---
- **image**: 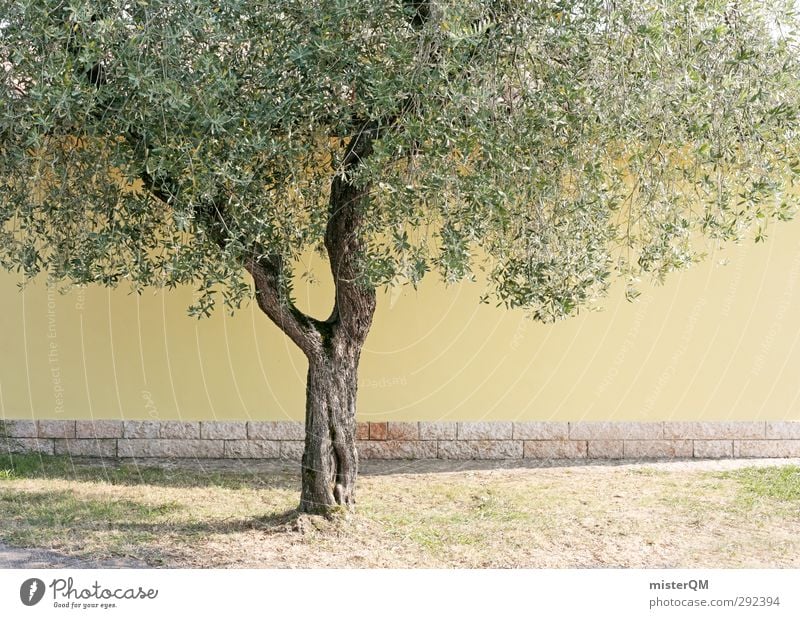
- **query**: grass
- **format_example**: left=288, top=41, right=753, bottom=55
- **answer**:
left=716, top=465, right=800, bottom=502
left=0, top=455, right=799, bottom=567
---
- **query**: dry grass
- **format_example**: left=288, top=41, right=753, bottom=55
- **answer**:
left=1, top=454, right=799, bottom=568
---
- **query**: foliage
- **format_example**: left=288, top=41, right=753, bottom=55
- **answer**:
left=2, top=0, right=799, bottom=321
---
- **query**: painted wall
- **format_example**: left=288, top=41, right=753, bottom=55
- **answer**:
left=2, top=220, right=800, bottom=423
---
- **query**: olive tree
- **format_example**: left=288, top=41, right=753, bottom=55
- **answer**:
left=2, top=0, right=799, bottom=514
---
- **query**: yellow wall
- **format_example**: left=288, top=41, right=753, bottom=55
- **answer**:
left=2, top=221, right=800, bottom=423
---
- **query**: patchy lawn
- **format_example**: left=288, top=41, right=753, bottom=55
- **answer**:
left=0, top=454, right=799, bottom=568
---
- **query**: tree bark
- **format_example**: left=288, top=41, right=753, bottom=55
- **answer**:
left=300, top=342, right=363, bottom=514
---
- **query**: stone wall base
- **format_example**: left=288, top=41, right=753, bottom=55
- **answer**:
left=2, top=420, right=799, bottom=460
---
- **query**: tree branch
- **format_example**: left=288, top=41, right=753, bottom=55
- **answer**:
left=68, top=22, right=367, bottom=357
left=125, top=131, right=323, bottom=357
left=244, top=253, right=323, bottom=358
left=325, top=121, right=380, bottom=345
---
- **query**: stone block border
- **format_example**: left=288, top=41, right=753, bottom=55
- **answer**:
left=1, top=420, right=799, bottom=461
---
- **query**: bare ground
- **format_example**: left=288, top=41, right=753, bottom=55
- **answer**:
left=1, top=457, right=799, bottom=568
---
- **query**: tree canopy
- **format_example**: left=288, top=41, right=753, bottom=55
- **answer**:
left=4, top=0, right=800, bottom=514
left=2, top=0, right=799, bottom=321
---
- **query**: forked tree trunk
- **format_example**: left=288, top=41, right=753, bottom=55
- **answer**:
left=298, top=135, right=377, bottom=515
left=246, top=124, right=378, bottom=515
left=300, top=342, right=363, bottom=514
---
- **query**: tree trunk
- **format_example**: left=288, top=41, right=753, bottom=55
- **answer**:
left=297, top=124, right=378, bottom=515
left=299, top=341, right=364, bottom=515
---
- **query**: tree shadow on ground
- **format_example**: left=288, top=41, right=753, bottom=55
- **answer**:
left=0, top=487, right=306, bottom=565
left=4, top=453, right=785, bottom=490
left=2, top=452, right=722, bottom=489
left=357, top=457, right=686, bottom=476
left=0, top=453, right=300, bottom=490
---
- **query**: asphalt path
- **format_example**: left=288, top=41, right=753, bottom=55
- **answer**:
left=0, top=542, right=146, bottom=569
